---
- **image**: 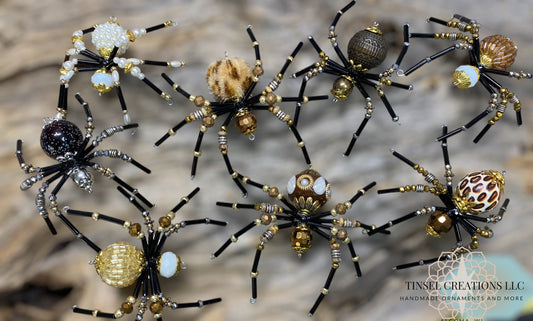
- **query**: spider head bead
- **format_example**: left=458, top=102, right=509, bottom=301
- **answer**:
left=287, top=169, right=332, bottom=214
left=40, top=119, right=84, bottom=159
left=453, top=170, right=505, bottom=214
left=425, top=210, right=453, bottom=237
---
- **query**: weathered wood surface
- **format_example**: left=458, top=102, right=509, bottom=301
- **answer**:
left=1, top=1, right=532, bottom=320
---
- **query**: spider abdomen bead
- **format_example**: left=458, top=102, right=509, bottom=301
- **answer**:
left=206, top=57, right=253, bottom=101
left=480, top=35, right=517, bottom=71
left=40, top=119, right=84, bottom=159
left=94, top=241, right=145, bottom=288
left=453, top=170, right=505, bottom=214
left=347, top=26, right=388, bottom=70
left=287, top=169, right=331, bottom=213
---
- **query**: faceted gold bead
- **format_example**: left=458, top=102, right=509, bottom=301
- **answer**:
left=150, top=300, right=163, bottom=314
left=425, top=211, right=453, bottom=237
left=159, top=216, right=171, bottom=228
left=94, top=242, right=145, bottom=288
left=121, top=301, right=133, bottom=314
left=129, top=223, right=142, bottom=237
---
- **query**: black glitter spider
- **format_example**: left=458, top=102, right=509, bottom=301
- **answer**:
left=211, top=168, right=388, bottom=316
left=59, top=17, right=185, bottom=123
left=16, top=93, right=151, bottom=235
left=155, top=25, right=327, bottom=197
left=367, top=126, right=509, bottom=270
left=396, top=14, right=532, bottom=143
left=291, top=0, right=412, bottom=156
left=61, top=186, right=226, bottom=320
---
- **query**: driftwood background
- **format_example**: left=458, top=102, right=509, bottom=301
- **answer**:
left=1, top=1, right=532, bottom=321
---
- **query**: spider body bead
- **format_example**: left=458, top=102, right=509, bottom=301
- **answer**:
left=479, top=35, right=517, bottom=71
left=347, top=25, right=389, bottom=70
left=287, top=169, right=331, bottom=213
left=206, top=56, right=256, bottom=102
left=40, top=119, right=84, bottom=159
left=453, top=170, right=504, bottom=214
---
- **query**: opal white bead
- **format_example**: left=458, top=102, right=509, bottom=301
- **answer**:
left=159, top=252, right=180, bottom=278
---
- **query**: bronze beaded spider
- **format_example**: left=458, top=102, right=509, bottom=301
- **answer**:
left=16, top=93, right=151, bottom=235
left=292, top=0, right=412, bottom=156
left=396, top=14, right=532, bottom=143
left=62, top=186, right=226, bottom=320
left=155, top=25, right=327, bottom=197
left=59, top=17, right=184, bottom=123
left=211, top=168, right=388, bottom=316
left=368, top=126, right=509, bottom=270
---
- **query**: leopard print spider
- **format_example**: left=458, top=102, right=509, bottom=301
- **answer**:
left=368, top=126, right=509, bottom=270
left=58, top=17, right=184, bottom=123
left=155, top=25, right=327, bottom=197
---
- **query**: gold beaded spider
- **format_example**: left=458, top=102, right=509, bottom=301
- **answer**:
left=62, top=187, right=226, bottom=320
left=368, top=126, right=509, bottom=270
left=59, top=17, right=185, bottom=123
left=155, top=25, right=327, bottom=197
left=292, top=0, right=412, bottom=156
left=211, top=168, right=387, bottom=316
left=397, top=14, right=532, bottom=143
left=16, top=93, right=151, bottom=235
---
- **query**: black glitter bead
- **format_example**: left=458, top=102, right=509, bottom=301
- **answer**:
left=40, top=119, right=83, bottom=158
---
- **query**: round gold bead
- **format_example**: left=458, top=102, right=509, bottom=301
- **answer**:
left=129, top=223, right=142, bottom=237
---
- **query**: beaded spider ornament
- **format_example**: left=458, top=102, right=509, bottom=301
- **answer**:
left=62, top=187, right=226, bottom=320
left=59, top=17, right=184, bottom=123
left=292, top=0, right=412, bottom=156
left=211, top=168, right=387, bottom=316
left=16, top=93, right=151, bottom=234
left=397, top=14, right=532, bottom=143
left=368, top=126, right=509, bottom=269
left=155, top=25, right=327, bottom=196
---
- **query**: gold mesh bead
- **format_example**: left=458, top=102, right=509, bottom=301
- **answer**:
left=94, top=242, right=145, bottom=288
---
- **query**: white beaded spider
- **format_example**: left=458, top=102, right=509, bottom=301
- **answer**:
left=58, top=17, right=184, bottom=123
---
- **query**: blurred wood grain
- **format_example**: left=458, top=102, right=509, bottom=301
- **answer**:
left=1, top=1, right=532, bottom=321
